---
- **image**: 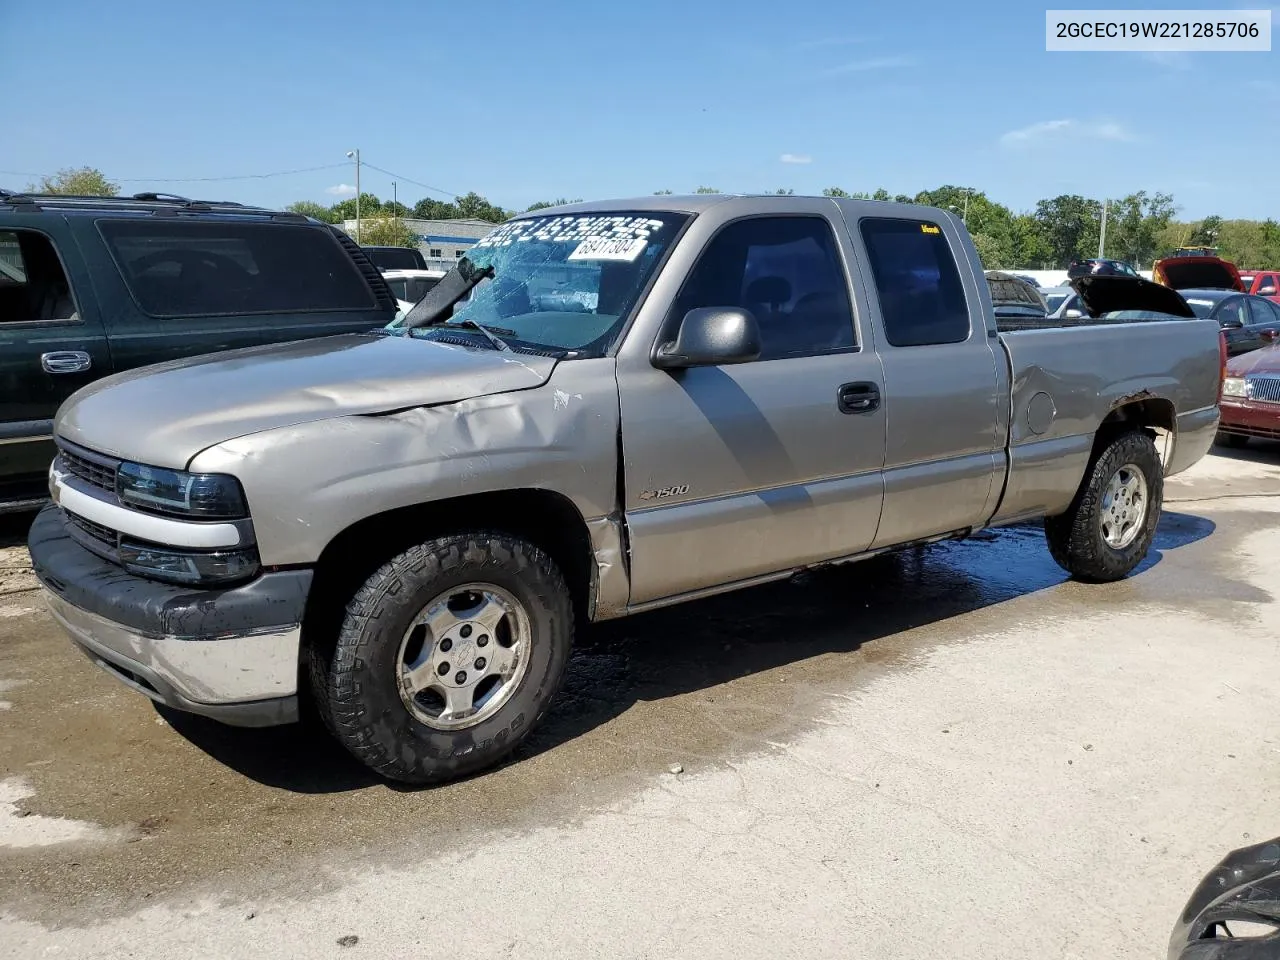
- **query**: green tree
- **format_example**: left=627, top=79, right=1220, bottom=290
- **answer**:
left=329, top=193, right=383, bottom=222
left=382, top=200, right=411, bottom=218
left=772, top=188, right=794, bottom=195
left=872, top=189, right=892, bottom=201
left=822, top=187, right=850, bottom=197
left=1188, top=214, right=1223, bottom=248
left=456, top=191, right=511, bottom=223
left=356, top=216, right=418, bottom=248
left=1105, top=191, right=1176, bottom=267
left=28, top=166, right=118, bottom=196
left=653, top=189, right=674, bottom=195
left=525, top=198, right=582, bottom=212
left=413, top=197, right=460, bottom=220
left=1034, top=194, right=1102, bottom=267
left=1011, top=213, right=1053, bottom=268
left=694, top=186, right=721, bottom=194
left=285, top=200, right=337, bottom=223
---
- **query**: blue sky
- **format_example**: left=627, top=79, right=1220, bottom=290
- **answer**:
left=2, top=0, right=1277, bottom=220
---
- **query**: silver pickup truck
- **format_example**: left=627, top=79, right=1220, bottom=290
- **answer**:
left=28, top=195, right=1223, bottom=784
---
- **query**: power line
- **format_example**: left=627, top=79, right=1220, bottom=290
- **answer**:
left=359, top=162, right=460, bottom=200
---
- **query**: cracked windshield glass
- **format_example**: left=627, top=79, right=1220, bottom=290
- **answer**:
left=402, top=211, right=689, bottom=355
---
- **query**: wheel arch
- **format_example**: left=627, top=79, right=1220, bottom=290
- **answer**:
left=300, top=489, right=597, bottom=661
left=1095, top=396, right=1177, bottom=470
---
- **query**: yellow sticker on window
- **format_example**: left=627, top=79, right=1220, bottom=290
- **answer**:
left=920, top=223, right=941, bottom=234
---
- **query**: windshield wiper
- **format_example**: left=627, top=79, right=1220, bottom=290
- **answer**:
left=430, top=317, right=514, bottom=352
left=401, top=256, right=494, bottom=329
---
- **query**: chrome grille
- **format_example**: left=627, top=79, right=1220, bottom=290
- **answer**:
left=1247, top=376, right=1280, bottom=404
left=56, top=443, right=120, bottom=495
left=62, top=508, right=121, bottom=563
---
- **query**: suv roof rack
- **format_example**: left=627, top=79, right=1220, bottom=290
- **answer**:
left=0, top=190, right=303, bottom=221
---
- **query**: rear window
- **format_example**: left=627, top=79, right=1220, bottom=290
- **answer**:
left=98, top=219, right=376, bottom=318
left=859, top=218, right=970, bottom=346
left=1184, top=298, right=1219, bottom=318
left=366, top=247, right=426, bottom=270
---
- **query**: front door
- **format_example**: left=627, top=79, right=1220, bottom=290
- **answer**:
left=616, top=213, right=887, bottom=606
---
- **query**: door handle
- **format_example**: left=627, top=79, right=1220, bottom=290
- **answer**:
left=41, top=351, right=93, bottom=374
left=837, top=381, right=880, bottom=414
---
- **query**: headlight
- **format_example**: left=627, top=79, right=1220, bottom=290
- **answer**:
left=116, top=463, right=248, bottom=518
left=1221, top=377, right=1249, bottom=399
left=118, top=541, right=260, bottom=586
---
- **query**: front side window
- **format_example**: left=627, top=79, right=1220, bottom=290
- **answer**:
left=1248, top=297, right=1280, bottom=325
left=1216, top=297, right=1247, bottom=327
left=670, top=216, right=855, bottom=361
left=99, top=220, right=375, bottom=318
left=859, top=218, right=970, bottom=347
left=411, top=211, right=689, bottom=357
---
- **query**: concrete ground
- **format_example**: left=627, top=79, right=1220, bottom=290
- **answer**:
left=2, top=446, right=1279, bottom=959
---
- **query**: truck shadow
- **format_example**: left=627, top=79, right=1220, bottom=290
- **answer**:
left=159, top=511, right=1215, bottom=793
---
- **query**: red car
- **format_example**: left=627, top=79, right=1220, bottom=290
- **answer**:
left=1217, top=345, right=1280, bottom=447
left=1153, top=253, right=1244, bottom=292
left=1238, top=269, right=1280, bottom=304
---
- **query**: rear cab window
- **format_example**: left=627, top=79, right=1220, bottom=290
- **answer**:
left=97, top=219, right=377, bottom=318
left=858, top=218, right=970, bottom=346
left=0, top=229, right=80, bottom=324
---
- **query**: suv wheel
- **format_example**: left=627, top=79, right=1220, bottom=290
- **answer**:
left=315, top=533, right=573, bottom=784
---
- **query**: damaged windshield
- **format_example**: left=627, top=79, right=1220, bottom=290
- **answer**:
left=397, top=211, right=689, bottom=356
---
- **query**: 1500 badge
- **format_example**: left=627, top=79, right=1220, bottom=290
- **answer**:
left=638, top=484, right=690, bottom=501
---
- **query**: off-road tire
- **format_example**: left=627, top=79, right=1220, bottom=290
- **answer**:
left=314, top=533, right=573, bottom=784
left=1215, top=430, right=1249, bottom=449
left=1044, top=430, right=1162, bottom=583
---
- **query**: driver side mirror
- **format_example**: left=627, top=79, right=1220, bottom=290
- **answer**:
left=653, top=307, right=762, bottom=369
left=1064, top=308, right=1085, bottom=319
left=1221, top=317, right=1244, bottom=329
left=1259, top=284, right=1277, bottom=296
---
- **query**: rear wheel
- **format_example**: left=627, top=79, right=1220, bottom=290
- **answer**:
left=1215, top=430, right=1249, bottom=449
left=315, top=532, right=574, bottom=784
left=1044, top=430, right=1162, bottom=583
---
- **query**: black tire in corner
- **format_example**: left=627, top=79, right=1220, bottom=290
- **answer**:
left=1215, top=430, right=1249, bottom=449
left=315, top=532, right=574, bottom=785
left=1043, top=429, right=1163, bottom=583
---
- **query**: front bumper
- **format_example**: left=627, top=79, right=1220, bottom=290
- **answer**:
left=1218, top=398, right=1280, bottom=440
left=29, top=505, right=312, bottom=727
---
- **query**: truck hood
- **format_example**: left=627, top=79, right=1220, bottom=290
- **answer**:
left=1152, top=256, right=1242, bottom=291
left=1070, top=275, right=1195, bottom=318
left=56, top=333, right=559, bottom=469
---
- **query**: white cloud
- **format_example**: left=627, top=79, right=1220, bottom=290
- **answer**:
left=780, top=153, right=812, bottom=165
left=825, top=56, right=913, bottom=74
left=325, top=183, right=357, bottom=196
left=999, top=118, right=1134, bottom=146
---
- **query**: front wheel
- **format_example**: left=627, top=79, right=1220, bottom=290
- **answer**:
left=1044, top=430, right=1162, bottom=583
left=315, top=533, right=574, bottom=784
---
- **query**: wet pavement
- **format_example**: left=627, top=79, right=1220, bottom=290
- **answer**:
left=2, top=447, right=1280, bottom=959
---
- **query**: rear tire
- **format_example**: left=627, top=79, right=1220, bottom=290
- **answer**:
left=1044, top=430, right=1162, bottom=583
left=316, top=532, right=574, bottom=785
left=1215, top=430, right=1249, bottom=449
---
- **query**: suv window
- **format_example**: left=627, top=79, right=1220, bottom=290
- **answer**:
left=98, top=220, right=376, bottom=318
left=0, top=229, right=79, bottom=323
left=673, top=216, right=855, bottom=361
left=859, top=218, right=970, bottom=347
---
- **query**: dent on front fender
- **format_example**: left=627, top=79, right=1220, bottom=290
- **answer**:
left=188, top=359, right=624, bottom=574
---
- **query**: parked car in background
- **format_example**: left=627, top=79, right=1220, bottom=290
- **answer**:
left=1153, top=252, right=1244, bottom=292
left=0, top=190, right=398, bottom=511
left=1067, top=258, right=1141, bottom=279
left=1179, top=288, right=1280, bottom=355
left=1040, top=286, right=1089, bottom=321
left=1218, top=344, right=1280, bottom=447
left=1237, top=269, right=1280, bottom=304
left=30, top=194, right=1222, bottom=784
left=382, top=268, right=446, bottom=307
left=985, top=270, right=1048, bottom=321
left=364, top=245, right=427, bottom=271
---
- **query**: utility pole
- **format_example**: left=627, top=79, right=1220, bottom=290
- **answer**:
left=392, top=181, right=397, bottom=217
left=1098, top=198, right=1108, bottom=259
left=346, top=149, right=361, bottom=243
left=962, top=188, right=969, bottom=226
